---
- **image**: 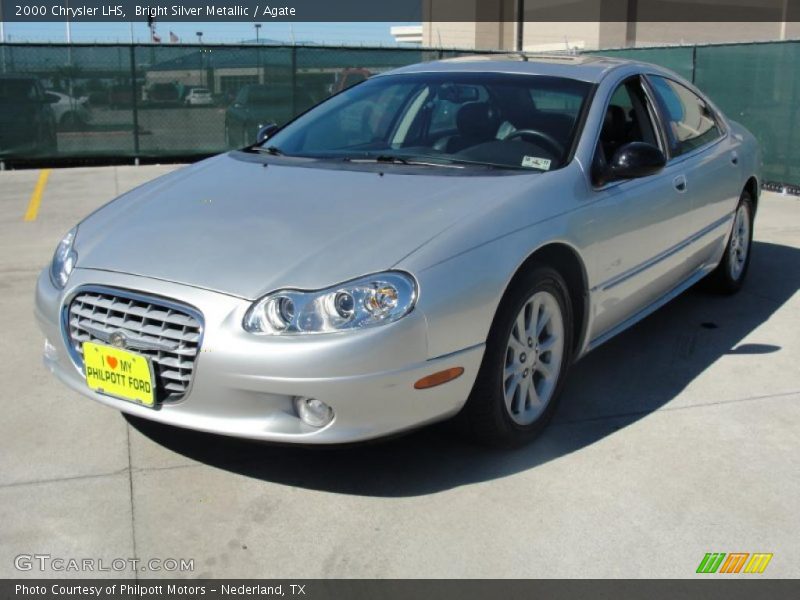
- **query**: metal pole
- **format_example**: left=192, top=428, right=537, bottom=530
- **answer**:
left=129, top=45, right=140, bottom=159
left=0, top=2, right=6, bottom=74
left=65, top=1, right=73, bottom=69
left=290, top=45, right=297, bottom=116
left=516, top=0, right=524, bottom=51
left=65, top=1, right=72, bottom=43
left=786, top=45, right=798, bottom=183
left=780, top=0, right=788, bottom=40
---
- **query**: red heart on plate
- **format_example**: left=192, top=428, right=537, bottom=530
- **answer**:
left=106, top=356, right=118, bottom=369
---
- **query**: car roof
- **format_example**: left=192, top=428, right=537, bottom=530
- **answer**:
left=381, top=53, right=640, bottom=83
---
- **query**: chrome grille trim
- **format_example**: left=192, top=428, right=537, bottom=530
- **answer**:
left=62, top=286, right=204, bottom=404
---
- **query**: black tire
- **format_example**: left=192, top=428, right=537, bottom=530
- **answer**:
left=706, top=190, right=754, bottom=294
left=459, top=265, right=574, bottom=448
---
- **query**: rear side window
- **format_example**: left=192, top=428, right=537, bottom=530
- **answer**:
left=649, top=76, right=722, bottom=156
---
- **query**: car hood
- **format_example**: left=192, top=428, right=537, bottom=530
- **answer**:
left=75, top=153, right=535, bottom=299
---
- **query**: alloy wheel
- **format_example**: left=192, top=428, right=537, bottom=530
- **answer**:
left=503, top=290, right=565, bottom=425
left=728, top=203, right=751, bottom=281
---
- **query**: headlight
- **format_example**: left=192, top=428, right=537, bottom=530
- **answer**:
left=243, top=271, right=417, bottom=335
left=50, top=226, right=78, bottom=289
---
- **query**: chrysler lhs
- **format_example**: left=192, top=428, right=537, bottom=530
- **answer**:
left=35, top=55, right=760, bottom=446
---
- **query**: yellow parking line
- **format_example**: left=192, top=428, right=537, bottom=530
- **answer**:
left=23, top=169, right=52, bottom=222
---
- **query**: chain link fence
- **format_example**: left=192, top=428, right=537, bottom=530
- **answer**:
left=0, top=43, right=467, bottom=163
left=594, top=40, right=800, bottom=189
left=0, top=40, right=798, bottom=187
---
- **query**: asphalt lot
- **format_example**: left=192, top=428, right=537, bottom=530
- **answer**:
left=0, top=164, right=798, bottom=578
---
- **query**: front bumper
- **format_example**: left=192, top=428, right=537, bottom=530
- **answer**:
left=35, top=268, right=484, bottom=444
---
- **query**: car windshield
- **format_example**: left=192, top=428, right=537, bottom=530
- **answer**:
left=262, top=72, right=592, bottom=171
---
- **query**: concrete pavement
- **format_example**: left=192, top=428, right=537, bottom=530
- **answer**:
left=0, top=164, right=798, bottom=578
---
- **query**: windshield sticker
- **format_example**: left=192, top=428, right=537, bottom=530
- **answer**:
left=522, top=156, right=551, bottom=170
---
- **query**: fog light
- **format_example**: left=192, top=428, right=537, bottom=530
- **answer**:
left=293, top=396, right=334, bottom=428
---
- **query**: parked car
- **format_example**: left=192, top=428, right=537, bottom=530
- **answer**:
left=184, top=87, right=214, bottom=106
left=224, top=84, right=314, bottom=147
left=0, top=74, right=58, bottom=156
left=45, top=91, right=92, bottom=129
left=108, top=84, right=135, bottom=110
left=144, top=82, right=181, bottom=106
left=36, top=55, right=760, bottom=447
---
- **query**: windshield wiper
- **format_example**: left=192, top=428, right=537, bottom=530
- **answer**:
left=252, top=144, right=284, bottom=155
left=342, top=154, right=463, bottom=168
left=413, top=155, right=533, bottom=171
left=343, top=154, right=409, bottom=164
left=262, top=145, right=284, bottom=156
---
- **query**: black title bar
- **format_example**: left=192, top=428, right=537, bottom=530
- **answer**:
left=4, top=579, right=800, bottom=600
left=0, top=0, right=799, bottom=23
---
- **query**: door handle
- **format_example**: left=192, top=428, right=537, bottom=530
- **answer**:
left=673, top=175, right=687, bottom=193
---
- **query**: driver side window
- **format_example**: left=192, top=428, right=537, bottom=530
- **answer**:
left=597, top=77, right=660, bottom=165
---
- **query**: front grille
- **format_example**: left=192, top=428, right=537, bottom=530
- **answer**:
left=66, top=288, right=203, bottom=403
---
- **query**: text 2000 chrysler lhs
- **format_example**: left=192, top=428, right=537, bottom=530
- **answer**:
left=35, top=55, right=760, bottom=446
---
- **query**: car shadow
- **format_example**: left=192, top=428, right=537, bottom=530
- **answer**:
left=126, top=240, right=799, bottom=497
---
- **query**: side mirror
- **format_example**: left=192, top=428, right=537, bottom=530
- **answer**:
left=607, top=142, right=666, bottom=182
left=256, top=123, right=279, bottom=144
left=44, top=92, right=60, bottom=104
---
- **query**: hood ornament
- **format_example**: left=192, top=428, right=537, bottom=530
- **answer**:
left=109, top=331, right=128, bottom=349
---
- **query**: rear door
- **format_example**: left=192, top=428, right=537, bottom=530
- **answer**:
left=646, top=75, right=741, bottom=267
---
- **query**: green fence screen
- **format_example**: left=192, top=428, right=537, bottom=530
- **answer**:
left=0, top=40, right=798, bottom=186
left=593, top=40, right=800, bottom=187
left=0, top=43, right=464, bottom=161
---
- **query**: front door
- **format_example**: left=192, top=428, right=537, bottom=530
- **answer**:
left=586, top=75, right=696, bottom=343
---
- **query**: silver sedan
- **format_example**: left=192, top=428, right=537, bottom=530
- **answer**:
left=35, top=54, right=761, bottom=446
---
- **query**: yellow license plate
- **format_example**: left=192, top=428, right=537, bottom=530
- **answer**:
left=83, top=342, right=155, bottom=408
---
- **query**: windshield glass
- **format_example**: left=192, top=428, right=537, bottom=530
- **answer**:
left=263, top=72, right=592, bottom=171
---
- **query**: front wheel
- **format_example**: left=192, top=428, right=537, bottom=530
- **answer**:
left=706, top=191, right=754, bottom=294
left=459, top=265, right=574, bottom=447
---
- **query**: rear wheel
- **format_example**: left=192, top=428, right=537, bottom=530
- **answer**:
left=460, top=265, right=574, bottom=447
left=707, top=191, right=754, bottom=294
